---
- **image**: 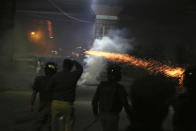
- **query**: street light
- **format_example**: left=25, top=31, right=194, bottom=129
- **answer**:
left=31, top=32, right=35, bottom=35
left=29, top=31, right=42, bottom=41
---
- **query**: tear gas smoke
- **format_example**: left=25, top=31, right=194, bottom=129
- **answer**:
left=0, top=22, right=36, bottom=90
left=81, top=30, right=133, bottom=85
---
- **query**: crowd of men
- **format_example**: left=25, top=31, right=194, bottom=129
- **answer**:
left=30, top=58, right=196, bottom=131
left=31, top=59, right=83, bottom=131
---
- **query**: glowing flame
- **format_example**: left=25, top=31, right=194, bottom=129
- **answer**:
left=47, top=20, right=53, bottom=38
left=85, top=50, right=185, bottom=86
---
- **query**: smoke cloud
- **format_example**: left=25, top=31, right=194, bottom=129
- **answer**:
left=81, top=30, right=133, bottom=85
left=0, top=21, right=36, bottom=90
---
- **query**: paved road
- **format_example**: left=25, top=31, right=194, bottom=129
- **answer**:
left=0, top=87, right=130, bottom=131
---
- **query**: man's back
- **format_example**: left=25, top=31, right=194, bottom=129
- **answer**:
left=49, top=60, right=83, bottom=103
left=31, top=62, right=57, bottom=131
left=130, top=75, right=175, bottom=130
left=32, top=75, right=52, bottom=105
left=49, top=59, right=83, bottom=131
left=50, top=70, right=82, bottom=102
left=173, top=93, right=196, bottom=131
left=92, top=64, right=131, bottom=131
left=93, top=81, right=127, bottom=113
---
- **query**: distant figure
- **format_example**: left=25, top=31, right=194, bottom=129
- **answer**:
left=92, top=64, right=132, bottom=131
left=48, top=59, right=83, bottom=131
left=36, top=59, right=41, bottom=74
left=173, top=67, right=196, bottom=131
left=30, top=62, right=57, bottom=131
left=130, top=75, right=176, bottom=131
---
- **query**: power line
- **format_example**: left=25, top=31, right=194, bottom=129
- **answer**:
left=48, top=0, right=93, bottom=24
left=16, top=10, right=80, bottom=22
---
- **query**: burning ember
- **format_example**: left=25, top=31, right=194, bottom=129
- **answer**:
left=84, top=50, right=185, bottom=86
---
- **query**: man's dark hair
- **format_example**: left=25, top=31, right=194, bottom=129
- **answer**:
left=63, top=59, right=73, bottom=71
left=44, top=62, right=57, bottom=76
left=107, top=64, right=121, bottom=82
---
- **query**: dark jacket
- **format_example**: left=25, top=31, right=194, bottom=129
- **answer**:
left=32, top=75, right=52, bottom=104
left=48, top=62, right=83, bottom=103
left=130, top=75, right=176, bottom=130
left=92, top=81, right=130, bottom=115
left=173, top=93, right=196, bottom=131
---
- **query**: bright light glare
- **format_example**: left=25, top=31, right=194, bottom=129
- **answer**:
left=29, top=31, right=42, bottom=41
left=31, top=32, right=35, bottom=35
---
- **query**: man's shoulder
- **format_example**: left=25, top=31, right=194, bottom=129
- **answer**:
left=33, top=76, right=45, bottom=90
left=35, top=75, right=45, bottom=81
left=98, top=81, right=124, bottom=89
left=98, top=81, right=109, bottom=86
left=100, top=80, right=107, bottom=84
left=52, top=71, right=63, bottom=78
left=116, top=83, right=127, bottom=94
left=116, top=82, right=124, bottom=87
left=99, top=81, right=123, bottom=85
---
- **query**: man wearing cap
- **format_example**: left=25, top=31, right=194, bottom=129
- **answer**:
left=48, top=59, right=83, bottom=131
left=92, top=64, right=131, bottom=131
left=30, top=62, right=57, bottom=131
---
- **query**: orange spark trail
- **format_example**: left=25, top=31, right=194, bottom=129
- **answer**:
left=85, top=50, right=185, bottom=86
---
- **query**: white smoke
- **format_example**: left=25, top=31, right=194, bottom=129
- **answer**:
left=81, top=30, right=133, bottom=85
